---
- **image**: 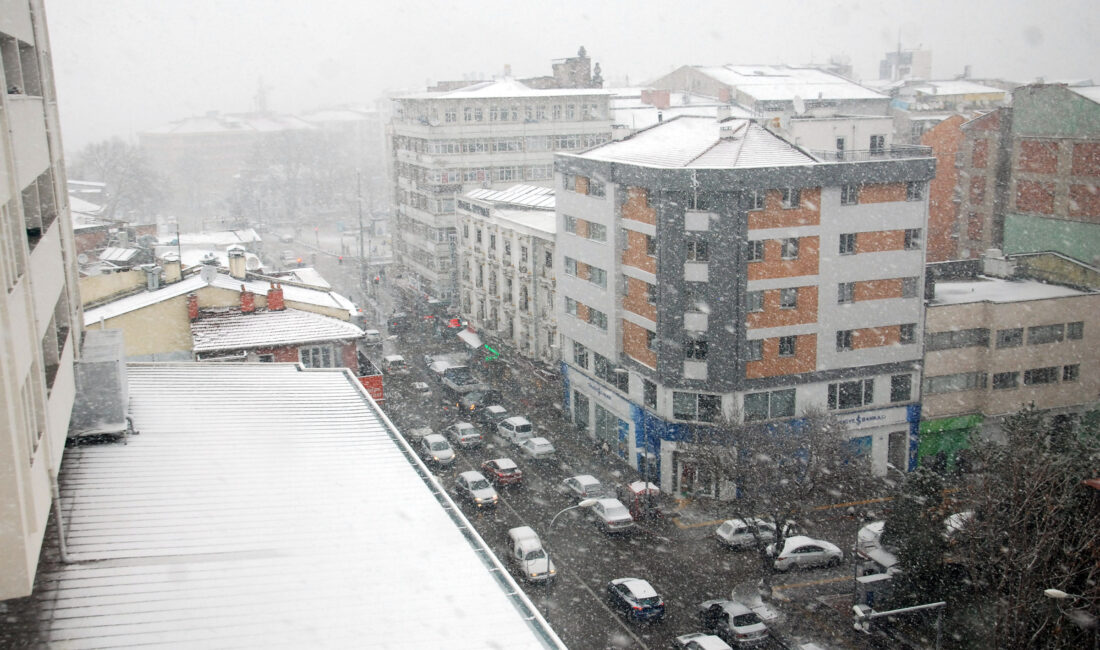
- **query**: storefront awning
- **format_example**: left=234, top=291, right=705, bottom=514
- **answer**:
left=457, top=328, right=482, bottom=350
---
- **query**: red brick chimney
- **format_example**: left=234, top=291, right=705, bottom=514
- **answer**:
left=240, top=285, right=256, bottom=313
left=267, top=283, right=285, bottom=311
left=187, top=293, right=199, bottom=321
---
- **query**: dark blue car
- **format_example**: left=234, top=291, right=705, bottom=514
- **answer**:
left=607, top=578, right=665, bottom=621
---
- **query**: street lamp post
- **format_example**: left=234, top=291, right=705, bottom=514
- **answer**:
left=549, top=498, right=599, bottom=531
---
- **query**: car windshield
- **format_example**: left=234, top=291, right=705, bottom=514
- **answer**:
left=636, top=596, right=661, bottom=607
left=524, top=549, right=546, bottom=560
left=471, top=479, right=490, bottom=490
left=732, top=613, right=761, bottom=627
left=430, top=441, right=448, bottom=451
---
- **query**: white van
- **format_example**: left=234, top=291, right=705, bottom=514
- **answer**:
left=381, top=354, right=408, bottom=375
left=497, top=416, right=534, bottom=446
left=363, top=329, right=382, bottom=345
left=507, top=526, right=556, bottom=583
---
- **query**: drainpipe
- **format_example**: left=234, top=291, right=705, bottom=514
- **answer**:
left=50, top=470, right=70, bottom=563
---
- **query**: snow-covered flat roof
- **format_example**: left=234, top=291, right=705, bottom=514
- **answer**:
left=400, top=77, right=612, bottom=100
left=191, top=307, right=364, bottom=352
left=38, top=363, right=562, bottom=648
left=912, top=80, right=1007, bottom=97
left=695, top=64, right=886, bottom=101
left=932, top=276, right=1091, bottom=305
left=496, top=208, right=557, bottom=236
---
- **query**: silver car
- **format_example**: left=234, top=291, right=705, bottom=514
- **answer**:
left=560, top=474, right=613, bottom=501
left=592, top=498, right=634, bottom=533
left=419, top=434, right=455, bottom=467
left=445, top=421, right=482, bottom=448
left=455, top=470, right=499, bottom=508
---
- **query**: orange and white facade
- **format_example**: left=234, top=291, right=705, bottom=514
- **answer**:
left=554, top=116, right=935, bottom=496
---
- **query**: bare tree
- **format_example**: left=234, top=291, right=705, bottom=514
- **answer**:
left=68, top=137, right=166, bottom=220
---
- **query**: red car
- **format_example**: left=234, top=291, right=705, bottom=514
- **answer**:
left=481, top=458, right=523, bottom=486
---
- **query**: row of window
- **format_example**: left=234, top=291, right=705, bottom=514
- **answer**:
left=572, top=341, right=629, bottom=392
left=563, top=257, right=608, bottom=288
left=926, top=321, right=1084, bottom=352
left=561, top=173, right=607, bottom=197
left=419, top=134, right=610, bottom=156
left=564, top=297, right=608, bottom=330
left=925, top=364, right=1081, bottom=395
left=563, top=215, right=608, bottom=241
left=837, top=324, right=917, bottom=350
left=840, top=181, right=924, bottom=205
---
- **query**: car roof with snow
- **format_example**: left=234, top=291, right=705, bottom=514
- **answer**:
left=526, top=436, right=551, bottom=445
left=490, top=457, right=518, bottom=469
left=596, top=498, right=629, bottom=513
left=571, top=474, right=600, bottom=486
left=613, top=578, right=657, bottom=598
left=503, top=415, right=530, bottom=425
left=458, top=470, right=485, bottom=482
left=782, top=535, right=839, bottom=551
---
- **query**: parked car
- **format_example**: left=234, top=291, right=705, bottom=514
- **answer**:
left=697, top=600, right=769, bottom=647
left=418, top=434, right=455, bottom=467
left=674, top=633, right=733, bottom=650
left=497, top=416, right=534, bottom=445
left=454, top=471, right=498, bottom=508
left=445, top=421, right=482, bottom=448
left=381, top=354, right=408, bottom=375
left=506, top=526, right=556, bottom=583
left=560, top=474, right=613, bottom=501
left=410, top=381, right=432, bottom=397
left=766, top=535, right=843, bottom=572
left=714, top=518, right=780, bottom=550
left=591, top=498, right=634, bottom=533
left=481, top=458, right=523, bottom=486
left=459, top=389, right=503, bottom=416
left=607, top=578, right=665, bottom=621
left=362, top=329, right=383, bottom=345
left=478, top=404, right=510, bottom=428
left=519, top=436, right=555, bottom=460
left=402, top=416, right=433, bottom=441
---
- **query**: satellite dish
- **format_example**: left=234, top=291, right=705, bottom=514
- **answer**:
left=792, top=95, right=806, bottom=116
left=199, top=263, right=217, bottom=283
left=77, top=253, right=89, bottom=265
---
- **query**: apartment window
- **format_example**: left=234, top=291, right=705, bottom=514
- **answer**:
left=778, top=335, right=796, bottom=357
left=589, top=266, right=607, bottom=289
left=565, top=297, right=577, bottom=316
left=646, top=329, right=656, bottom=351
left=504, top=241, right=511, bottom=256
left=300, top=346, right=334, bottom=368
left=673, top=392, right=722, bottom=422
left=476, top=228, right=482, bottom=243
left=686, top=240, right=709, bottom=261
left=837, top=330, right=853, bottom=351
left=473, top=108, right=483, bottom=121
left=520, top=245, right=528, bottom=262
left=904, top=228, right=922, bottom=250
left=645, top=234, right=656, bottom=256
left=841, top=184, right=859, bottom=205
left=566, top=104, right=575, bottom=119
left=925, top=328, right=990, bottom=351
left=828, top=379, right=874, bottom=410
left=780, top=288, right=798, bottom=309
left=564, top=257, right=577, bottom=276
left=544, top=251, right=553, bottom=268
left=992, top=372, right=1019, bottom=390
left=646, top=282, right=658, bottom=304
left=489, top=234, right=496, bottom=250
left=1028, top=323, right=1064, bottom=345
left=996, top=328, right=1023, bottom=348
left=906, top=181, right=924, bottom=201
left=588, top=308, right=608, bottom=330
left=746, top=290, right=764, bottom=312
left=589, top=178, right=606, bottom=198
left=780, top=238, right=799, bottom=259
left=744, top=339, right=763, bottom=361
left=746, top=189, right=766, bottom=211
left=643, top=379, right=657, bottom=409
left=838, top=282, right=855, bottom=304
left=924, top=372, right=987, bottom=395
left=684, top=337, right=708, bottom=360
left=573, top=341, right=589, bottom=369
left=839, top=233, right=856, bottom=255
left=1067, top=321, right=1084, bottom=340
left=444, top=110, right=456, bottom=123
left=552, top=104, right=562, bottom=120
left=902, top=277, right=919, bottom=298
left=890, top=374, right=912, bottom=402
left=1064, top=364, right=1080, bottom=382
left=744, top=389, right=795, bottom=422
left=747, top=240, right=764, bottom=262
left=900, top=323, right=916, bottom=344
left=1023, top=367, right=1060, bottom=385
left=870, top=135, right=886, bottom=155
left=563, top=215, right=577, bottom=234
left=588, top=222, right=607, bottom=242
left=462, top=223, right=469, bottom=239
left=781, top=188, right=801, bottom=209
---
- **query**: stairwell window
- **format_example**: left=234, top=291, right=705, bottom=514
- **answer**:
left=686, top=239, right=709, bottom=262
left=781, top=188, right=801, bottom=209
left=839, top=233, right=856, bottom=255
left=778, top=335, right=796, bottom=357
left=906, top=181, right=924, bottom=201
left=781, top=238, right=799, bottom=260
left=780, top=288, right=798, bottom=309
left=841, top=184, right=859, bottom=205
left=747, top=240, right=765, bottom=262
left=904, top=228, right=922, bottom=250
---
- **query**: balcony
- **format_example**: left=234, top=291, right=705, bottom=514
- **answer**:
left=808, top=145, right=933, bottom=163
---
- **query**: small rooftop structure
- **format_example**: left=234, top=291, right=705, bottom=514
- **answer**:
left=690, top=64, right=886, bottom=102
left=190, top=307, right=364, bottom=353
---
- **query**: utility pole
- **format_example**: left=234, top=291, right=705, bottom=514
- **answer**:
left=357, top=170, right=366, bottom=294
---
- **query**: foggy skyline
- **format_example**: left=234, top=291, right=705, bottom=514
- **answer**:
left=47, top=0, right=1100, bottom=151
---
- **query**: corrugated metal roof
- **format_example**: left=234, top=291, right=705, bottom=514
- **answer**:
left=37, top=363, right=562, bottom=648
left=191, top=307, right=364, bottom=352
left=464, top=183, right=556, bottom=209
left=99, top=247, right=140, bottom=262
left=578, top=116, right=814, bottom=169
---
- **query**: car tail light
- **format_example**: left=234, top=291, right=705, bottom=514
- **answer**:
left=632, top=605, right=642, bottom=611
left=777, top=556, right=788, bottom=562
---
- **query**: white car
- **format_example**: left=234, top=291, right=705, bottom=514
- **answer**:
left=445, top=421, right=482, bottom=448
left=591, top=498, right=634, bottom=533
left=714, top=518, right=777, bottom=550
left=560, top=474, right=613, bottom=501
left=507, top=526, right=556, bottom=583
left=454, top=471, right=498, bottom=508
left=674, top=633, right=733, bottom=650
left=698, top=599, right=769, bottom=647
left=381, top=354, right=408, bottom=375
left=362, top=329, right=382, bottom=345
left=519, top=436, right=555, bottom=460
left=418, top=434, right=455, bottom=467
left=411, top=381, right=432, bottom=397
left=766, top=535, right=843, bottom=572
left=497, top=416, right=534, bottom=446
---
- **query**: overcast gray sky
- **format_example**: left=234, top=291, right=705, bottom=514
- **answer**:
left=45, top=0, right=1100, bottom=151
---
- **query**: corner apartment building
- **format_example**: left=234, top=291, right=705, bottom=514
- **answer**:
left=455, top=184, right=558, bottom=364
left=957, top=84, right=1100, bottom=266
left=0, top=0, right=83, bottom=600
left=388, top=78, right=612, bottom=301
left=554, top=116, right=935, bottom=497
left=921, top=256, right=1099, bottom=464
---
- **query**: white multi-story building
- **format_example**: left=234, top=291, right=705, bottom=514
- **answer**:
left=553, top=116, right=935, bottom=497
left=456, top=185, right=558, bottom=364
left=388, top=77, right=612, bottom=301
left=0, top=0, right=83, bottom=600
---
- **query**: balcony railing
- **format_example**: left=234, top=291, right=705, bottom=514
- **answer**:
left=809, top=145, right=933, bottom=162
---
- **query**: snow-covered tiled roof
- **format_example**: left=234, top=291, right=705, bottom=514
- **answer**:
left=694, top=64, right=885, bottom=101
left=400, top=77, right=612, bottom=100
left=38, top=363, right=562, bottom=648
left=83, top=273, right=356, bottom=326
left=931, top=276, right=1092, bottom=305
left=465, top=184, right=555, bottom=209
left=575, top=116, right=814, bottom=169
left=191, top=307, right=364, bottom=352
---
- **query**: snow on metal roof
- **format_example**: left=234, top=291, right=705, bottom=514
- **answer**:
left=400, top=77, right=612, bottom=100
left=465, top=183, right=556, bottom=209
left=68, top=195, right=103, bottom=215
left=931, top=276, right=1091, bottom=305
left=576, top=116, right=814, bottom=169
left=38, top=363, right=562, bottom=648
left=1071, top=85, right=1100, bottom=105
left=695, top=64, right=886, bottom=101
left=98, top=247, right=140, bottom=262
left=911, top=80, right=1006, bottom=96
left=172, top=229, right=263, bottom=248
left=191, top=307, right=364, bottom=352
